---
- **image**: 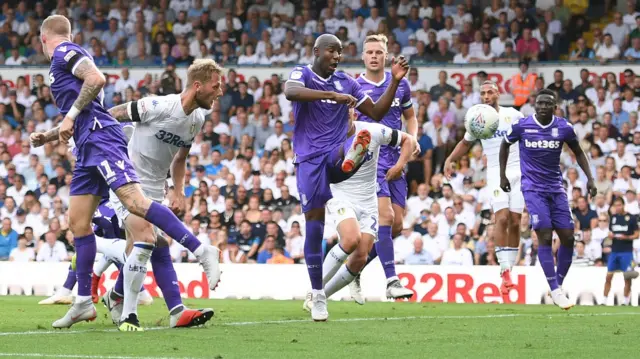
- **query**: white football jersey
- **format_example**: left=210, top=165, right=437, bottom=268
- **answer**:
left=464, top=106, right=523, bottom=181
left=127, top=94, right=205, bottom=201
left=330, top=121, right=403, bottom=209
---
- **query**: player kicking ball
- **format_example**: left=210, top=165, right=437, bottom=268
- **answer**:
left=445, top=81, right=525, bottom=294
left=602, top=197, right=639, bottom=306
left=348, top=34, right=418, bottom=302
left=38, top=15, right=219, bottom=330
left=499, top=89, right=596, bottom=310
left=304, top=109, right=416, bottom=315
left=284, top=34, right=408, bottom=321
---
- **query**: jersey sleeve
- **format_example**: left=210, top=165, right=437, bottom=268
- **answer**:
left=368, top=122, right=402, bottom=148
left=400, top=78, right=413, bottom=109
left=51, top=43, right=90, bottom=78
left=505, top=117, right=523, bottom=144
left=563, top=121, right=578, bottom=143
left=131, top=96, right=168, bottom=124
left=463, top=131, right=477, bottom=142
left=286, top=66, right=308, bottom=87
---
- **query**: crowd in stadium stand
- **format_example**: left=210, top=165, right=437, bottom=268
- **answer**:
left=1, top=0, right=640, bottom=268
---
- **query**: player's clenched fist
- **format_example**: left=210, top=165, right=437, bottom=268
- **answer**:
left=30, top=132, right=46, bottom=148
left=59, top=116, right=74, bottom=144
left=331, top=93, right=358, bottom=107
left=500, top=175, right=511, bottom=193
left=391, top=55, right=409, bottom=81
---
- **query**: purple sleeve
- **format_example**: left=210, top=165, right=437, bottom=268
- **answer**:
left=52, top=43, right=90, bottom=77
left=564, top=123, right=578, bottom=143
left=505, top=118, right=523, bottom=143
left=286, top=66, right=308, bottom=87
left=400, top=79, right=412, bottom=109
left=349, top=77, right=368, bottom=107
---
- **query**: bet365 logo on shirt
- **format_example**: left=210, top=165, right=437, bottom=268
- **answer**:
left=391, top=98, right=400, bottom=107
left=524, top=139, right=561, bottom=149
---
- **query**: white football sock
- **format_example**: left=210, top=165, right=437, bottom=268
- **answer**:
left=624, top=295, right=631, bottom=305
left=57, top=287, right=72, bottom=296
left=324, top=264, right=357, bottom=298
left=496, top=247, right=518, bottom=272
left=121, top=242, right=153, bottom=321
left=93, top=256, right=112, bottom=277
left=323, top=244, right=350, bottom=286
left=505, top=248, right=519, bottom=269
left=95, top=235, right=127, bottom=265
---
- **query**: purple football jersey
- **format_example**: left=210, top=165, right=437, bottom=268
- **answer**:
left=287, top=65, right=368, bottom=162
left=49, top=42, right=119, bottom=149
left=356, top=72, right=412, bottom=170
left=505, top=115, right=577, bottom=193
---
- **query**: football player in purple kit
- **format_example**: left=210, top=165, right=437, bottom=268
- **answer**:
left=500, top=89, right=597, bottom=310
left=284, top=33, right=409, bottom=321
left=40, top=15, right=219, bottom=329
left=350, top=34, right=418, bottom=302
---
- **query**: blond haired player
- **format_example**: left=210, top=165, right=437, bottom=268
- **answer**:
left=444, top=81, right=524, bottom=294
left=347, top=34, right=419, bottom=303
left=304, top=109, right=416, bottom=318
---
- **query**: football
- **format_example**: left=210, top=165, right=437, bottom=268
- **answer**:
left=464, top=104, right=500, bottom=140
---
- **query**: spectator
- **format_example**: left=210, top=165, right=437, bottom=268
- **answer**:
left=624, top=37, right=640, bottom=60
left=596, top=34, right=621, bottom=62
left=403, top=237, right=434, bottom=265
left=0, top=218, right=18, bottom=260
left=440, top=233, right=473, bottom=266
left=604, top=12, right=631, bottom=49
left=9, top=235, right=34, bottom=262
left=36, top=231, right=68, bottom=262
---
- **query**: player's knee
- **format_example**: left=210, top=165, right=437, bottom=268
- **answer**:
left=340, top=233, right=361, bottom=253
left=68, top=215, right=93, bottom=236
left=392, top=216, right=403, bottom=236
left=378, top=203, right=394, bottom=226
left=495, top=214, right=509, bottom=229
left=116, top=184, right=151, bottom=217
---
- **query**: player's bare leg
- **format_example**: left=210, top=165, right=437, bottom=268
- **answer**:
left=115, top=183, right=221, bottom=291
left=52, top=194, right=101, bottom=328
left=603, top=272, right=614, bottom=305
left=537, top=228, right=572, bottom=310
left=303, top=207, right=329, bottom=321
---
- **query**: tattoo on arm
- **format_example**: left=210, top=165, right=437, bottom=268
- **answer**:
left=44, top=126, right=61, bottom=142
left=115, top=182, right=150, bottom=217
left=108, top=103, right=132, bottom=122
left=71, top=60, right=105, bottom=113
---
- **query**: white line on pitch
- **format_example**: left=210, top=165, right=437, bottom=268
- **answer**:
left=0, top=354, right=200, bottom=359
left=0, top=311, right=638, bottom=337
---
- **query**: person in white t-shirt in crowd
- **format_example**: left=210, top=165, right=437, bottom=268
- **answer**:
left=627, top=133, right=640, bottom=155
left=613, top=165, right=639, bottom=197
left=591, top=214, right=611, bottom=246
left=596, top=34, right=621, bottom=62
left=286, top=221, right=305, bottom=263
left=595, top=126, right=618, bottom=155
left=621, top=88, right=639, bottom=113
left=422, top=220, right=449, bottom=263
left=394, top=220, right=423, bottom=263
left=470, top=41, right=495, bottom=63
left=403, top=238, right=435, bottom=265
left=579, top=229, right=603, bottom=262
left=452, top=42, right=471, bottom=64
left=437, top=206, right=459, bottom=239
left=406, top=183, right=434, bottom=220
left=264, top=120, right=288, bottom=152
left=594, top=88, right=615, bottom=118
left=9, top=235, right=35, bottom=262
left=592, top=193, right=611, bottom=216
left=604, top=12, right=631, bottom=49
left=611, top=140, right=636, bottom=171
left=440, top=233, right=473, bottom=266
left=36, top=231, right=68, bottom=262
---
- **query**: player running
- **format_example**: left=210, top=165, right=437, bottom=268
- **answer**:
left=500, top=89, right=596, bottom=309
left=306, top=110, right=416, bottom=315
left=284, top=33, right=409, bottom=321
left=602, top=197, right=638, bottom=306
left=444, top=81, right=524, bottom=294
left=346, top=34, right=417, bottom=302
left=39, top=15, right=219, bottom=329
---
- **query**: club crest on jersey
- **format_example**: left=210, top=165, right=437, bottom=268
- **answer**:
left=57, top=46, right=67, bottom=52
left=152, top=100, right=159, bottom=109
left=190, top=122, right=196, bottom=134
left=626, top=215, right=630, bottom=221
left=551, top=128, right=559, bottom=138
left=334, top=81, right=343, bottom=91
left=494, top=189, right=500, bottom=197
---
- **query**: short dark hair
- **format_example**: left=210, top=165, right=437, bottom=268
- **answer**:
left=536, top=88, right=556, bottom=99
left=240, top=219, right=252, bottom=227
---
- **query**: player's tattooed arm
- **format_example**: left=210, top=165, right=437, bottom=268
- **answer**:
left=30, top=125, right=61, bottom=147
left=70, top=60, right=106, bottom=116
left=108, top=103, right=132, bottom=122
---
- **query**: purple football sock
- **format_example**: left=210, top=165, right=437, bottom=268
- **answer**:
left=556, top=243, right=574, bottom=286
left=538, top=244, right=559, bottom=291
left=151, top=245, right=183, bottom=312
left=375, top=225, right=397, bottom=279
left=366, top=245, right=378, bottom=266
left=145, top=202, right=202, bottom=253
left=63, top=265, right=77, bottom=291
left=304, top=220, right=324, bottom=290
left=74, top=234, right=97, bottom=297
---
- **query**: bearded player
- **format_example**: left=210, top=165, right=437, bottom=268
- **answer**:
left=284, top=33, right=409, bottom=321
left=346, top=34, right=418, bottom=302
left=40, top=15, right=219, bottom=329
left=444, top=81, right=524, bottom=294
left=307, top=109, right=416, bottom=315
left=500, top=89, right=596, bottom=309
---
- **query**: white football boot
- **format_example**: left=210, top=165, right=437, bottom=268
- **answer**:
left=137, top=288, right=154, bottom=306
left=311, top=290, right=328, bottom=322
left=303, top=290, right=313, bottom=312
left=349, top=274, right=365, bottom=305
left=39, top=288, right=74, bottom=305
left=52, top=299, right=97, bottom=329
left=550, top=288, right=573, bottom=310
left=386, top=279, right=413, bottom=300
left=198, top=245, right=221, bottom=290
left=102, top=288, right=123, bottom=325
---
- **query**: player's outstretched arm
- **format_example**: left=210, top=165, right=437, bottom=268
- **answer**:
left=284, top=81, right=346, bottom=103
left=402, top=106, right=421, bottom=157
left=444, top=138, right=474, bottom=180
left=108, top=103, right=133, bottom=122
left=499, top=139, right=512, bottom=192
left=169, top=147, right=190, bottom=216
left=357, top=56, right=410, bottom=121
left=567, top=139, right=597, bottom=198
left=30, top=125, right=61, bottom=147
left=386, top=132, right=417, bottom=181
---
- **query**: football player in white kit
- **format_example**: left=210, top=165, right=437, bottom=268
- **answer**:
left=100, top=59, right=223, bottom=330
left=444, top=81, right=524, bottom=294
left=304, top=109, right=416, bottom=320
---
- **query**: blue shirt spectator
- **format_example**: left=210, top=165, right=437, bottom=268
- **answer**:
left=0, top=219, right=19, bottom=259
left=612, top=105, right=630, bottom=131
left=257, top=236, right=289, bottom=263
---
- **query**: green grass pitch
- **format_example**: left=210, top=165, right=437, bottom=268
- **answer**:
left=0, top=297, right=638, bottom=359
